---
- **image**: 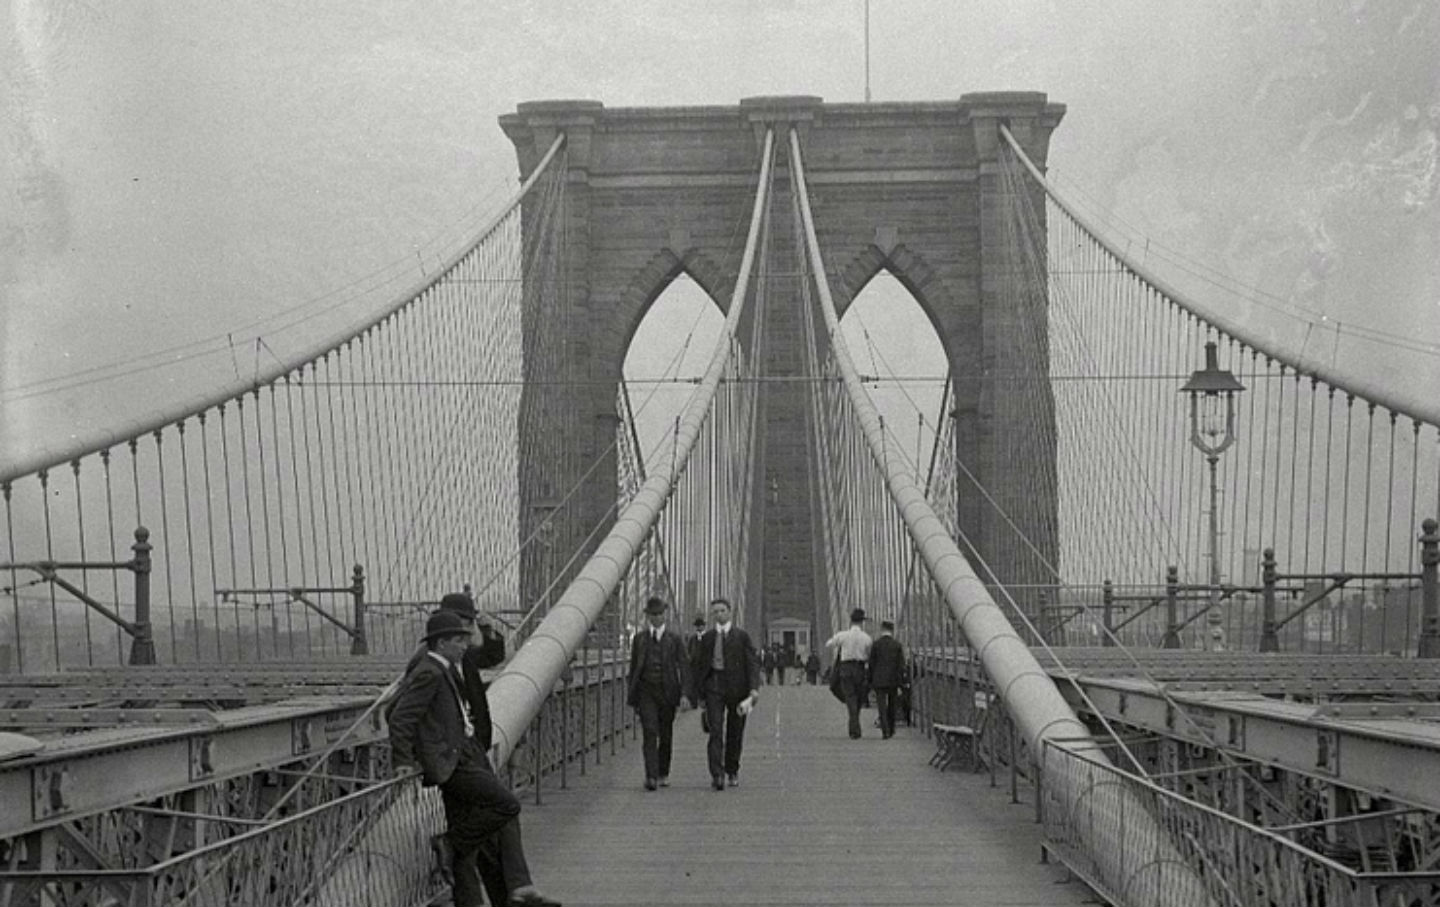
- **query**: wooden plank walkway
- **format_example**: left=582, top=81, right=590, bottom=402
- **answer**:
left=519, top=684, right=1094, bottom=906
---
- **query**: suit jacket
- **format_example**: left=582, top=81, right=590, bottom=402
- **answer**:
left=690, top=625, right=761, bottom=705
left=388, top=654, right=472, bottom=786
left=626, top=627, right=691, bottom=709
left=400, top=628, right=506, bottom=752
left=868, top=634, right=907, bottom=689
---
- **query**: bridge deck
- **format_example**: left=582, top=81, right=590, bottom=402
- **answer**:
left=520, top=684, right=1089, bottom=906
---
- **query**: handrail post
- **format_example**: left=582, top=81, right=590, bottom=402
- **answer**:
left=1037, top=590, right=1050, bottom=645
left=1417, top=519, right=1439, bottom=658
left=349, top=564, right=368, bottom=656
left=1260, top=548, right=1279, bottom=653
left=1162, top=566, right=1181, bottom=649
left=1101, top=579, right=1114, bottom=647
left=129, top=526, right=156, bottom=666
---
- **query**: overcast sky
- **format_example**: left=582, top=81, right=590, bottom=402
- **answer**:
left=3, top=0, right=1437, bottom=469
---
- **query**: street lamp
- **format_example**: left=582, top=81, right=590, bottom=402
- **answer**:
left=1181, top=341, right=1245, bottom=651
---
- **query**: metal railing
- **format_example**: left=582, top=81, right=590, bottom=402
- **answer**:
left=1040, top=740, right=1440, bottom=907
left=0, top=656, right=636, bottom=906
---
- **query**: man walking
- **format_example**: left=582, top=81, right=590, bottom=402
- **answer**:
left=805, top=651, right=821, bottom=685
left=389, top=609, right=561, bottom=907
left=867, top=620, right=906, bottom=739
left=685, top=614, right=708, bottom=664
left=689, top=597, right=760, bottom=790
left=825, top=608, right=873, bottom=739
left=626, top=596, right=691, bottom=791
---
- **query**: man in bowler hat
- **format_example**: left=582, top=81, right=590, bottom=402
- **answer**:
left=626, top=596, right=691, bottom=790
left=402, top=593, right=511, bottom=906
left=685, top=614, right=708, bottom=664
left=689, top=597, right=761, bottom=790
left=825, top=608, right=874, bottom=739
left=389, top=609, right=560, bottom=907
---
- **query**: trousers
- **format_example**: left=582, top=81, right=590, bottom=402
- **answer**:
left=837, top=661, right=867, bottom=738
left=874, top=685, right=898, bottom=737
left=635, top=681, right=677, bottom=780
left=703, top=673, right=747, bottom=777
left=440, top=740, right=533, bottom=907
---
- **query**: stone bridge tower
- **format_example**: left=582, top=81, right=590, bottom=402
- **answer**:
left=502, top=94, right=1065, bottom=643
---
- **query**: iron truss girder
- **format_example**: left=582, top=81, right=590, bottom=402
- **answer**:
left=0, top=696, right=384, bottom=838
left=1061, top=675, right=1440, bottom=812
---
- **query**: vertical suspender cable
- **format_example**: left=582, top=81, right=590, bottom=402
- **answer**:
left=487, top=130, right=777, bottom=767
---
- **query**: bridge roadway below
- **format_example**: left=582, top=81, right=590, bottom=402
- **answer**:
left=519, top=683, right=1087, bottom=907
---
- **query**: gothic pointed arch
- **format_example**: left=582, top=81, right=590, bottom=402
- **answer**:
left=614, top=245, right=733, bottom=366
left=832, top=239, right=960, bottom=373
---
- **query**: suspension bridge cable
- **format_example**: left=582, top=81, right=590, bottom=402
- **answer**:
left=484, top=129, right=778, bottom=767
left=1000, top=126, right=1439, bottom=428
left=790, top=124, right=1216, bottom=904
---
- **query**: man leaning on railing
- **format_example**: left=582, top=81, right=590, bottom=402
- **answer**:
left=389, top=601, right=562, bottom=907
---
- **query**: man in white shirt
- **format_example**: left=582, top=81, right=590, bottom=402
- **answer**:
left=689, top=598, right=761, bottom=790
left=825, top=608, right=874, bottom=739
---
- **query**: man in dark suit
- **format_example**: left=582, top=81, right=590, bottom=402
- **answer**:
left=868, top=619, right=907, bottom=740
left=627, top=595, right=691, bottom=791
left=401, top=593, right=510, bottom=906
left=689, top=597, right=761, bottom=790
left=685, top=614, right=707, bottom=664
left=389, top=609, right=560, bottom=907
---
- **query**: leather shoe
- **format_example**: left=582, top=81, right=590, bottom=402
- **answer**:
left=509, top=887, right=562, bottom=907
left=711, top=775, right=724, bottom=791
left=726, top=773, right=739, bottom=788
left=644, top=777, right=658, bottom=791
left=658, top=775, right=670, bottom=787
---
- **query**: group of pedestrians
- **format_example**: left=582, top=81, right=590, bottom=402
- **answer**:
left=761, top=643, right=800, bottom=684
left=627, top=596, right=761, bottom=792
left=387, top=590, right=907, bottom=906
left=824, top=608, right=908, bottom=739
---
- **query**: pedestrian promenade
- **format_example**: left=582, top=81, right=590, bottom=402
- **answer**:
left=519, top=684, right=1093, bottom=906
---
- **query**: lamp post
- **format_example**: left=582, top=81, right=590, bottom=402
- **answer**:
left=1181, top=341, right=1245, bottom=651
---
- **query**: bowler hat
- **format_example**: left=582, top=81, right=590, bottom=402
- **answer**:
left=439, top=592, right=477, bottom=620
left=850, top=608, right=867, bottom=623
left=693, top=615, right=707, bottom=628
left=644, top=597, right=667, bottom=615
left=881, top=619, right=895, bottom=631
left=422, top=610, right=472, bottom=644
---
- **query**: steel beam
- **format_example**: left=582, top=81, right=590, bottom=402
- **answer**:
left=1058, top=676, right=1440, bottom=812
left=0, top=696, right=383, bottom=838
